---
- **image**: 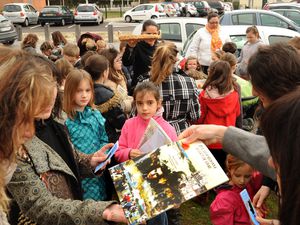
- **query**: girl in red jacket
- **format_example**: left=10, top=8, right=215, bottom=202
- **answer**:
left=197, top=60, right=240, bottom=169
left=210, top=154, right=264, bottom=225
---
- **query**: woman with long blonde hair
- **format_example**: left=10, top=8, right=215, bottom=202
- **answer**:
left=150, top=41, right=200, bottom=134
left=0, top=47, right=57, bottom=223
left=150, top=41, right=201, bottom=225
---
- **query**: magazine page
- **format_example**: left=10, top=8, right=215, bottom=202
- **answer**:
left=109, top=141, right=228, bottom=225
left=138, top=118, right=172, bottom=153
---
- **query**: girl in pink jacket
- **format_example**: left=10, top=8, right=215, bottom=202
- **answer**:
left=210, top=154, right=265, bottom=225
left=115, top=81, right=177, bottom=163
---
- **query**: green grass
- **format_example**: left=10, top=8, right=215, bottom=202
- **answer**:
left=104, top=11, right=124, bottom=18
left=180, top=191, right=279, bottom=225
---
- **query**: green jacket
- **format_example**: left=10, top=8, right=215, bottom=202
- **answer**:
left=7, top=136, right=116, bottom=225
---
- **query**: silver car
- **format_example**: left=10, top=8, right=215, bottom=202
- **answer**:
left=2, top=3, right=39, bottom=27
left=0, top=15, right=17, bottom=45
left=74, top=4, right=104, bottom=25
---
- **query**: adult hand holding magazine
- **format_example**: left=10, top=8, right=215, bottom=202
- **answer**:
left=109, top=141, right=228, bottom=225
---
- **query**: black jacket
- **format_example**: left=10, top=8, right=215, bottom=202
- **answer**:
left=122, top=41, right=156, bottom=90
left=94, top=84, right=127, bottom=142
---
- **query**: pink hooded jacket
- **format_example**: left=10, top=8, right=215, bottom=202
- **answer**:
left=210, top=171, right=263, bottom=225
left=115, top=114, right=178, bottom=163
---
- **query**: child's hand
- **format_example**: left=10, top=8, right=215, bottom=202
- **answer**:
left=90, top=143, right=114, bottom=168
left=129, top=149, right=143, bottom=159
left=256, top=217, right=280, bottom=225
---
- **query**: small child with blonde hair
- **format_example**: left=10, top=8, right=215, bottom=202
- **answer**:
left=210, top=154, right=264, bottom=225
left=63, top=43, right=80, bottom=67
left=184, top=56, right=207, bottom=89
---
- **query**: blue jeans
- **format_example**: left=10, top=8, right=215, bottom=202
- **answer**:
left=147, top=212, right=168, bottom=225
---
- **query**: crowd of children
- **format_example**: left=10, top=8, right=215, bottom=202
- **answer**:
left=2, top=17, right=300, bottom=225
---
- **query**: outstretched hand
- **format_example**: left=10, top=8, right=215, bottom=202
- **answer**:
left=90, top=143, right=114, bottom=168
left=178, top=125, right=227, bottom=146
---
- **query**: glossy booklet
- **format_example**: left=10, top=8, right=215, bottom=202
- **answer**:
left=109, top=141, right=229, bottom=225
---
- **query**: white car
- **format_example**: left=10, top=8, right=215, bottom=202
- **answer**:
left=132, top=17, right=207, bottom=50
left=74, top=4, right=104, bottom=25
left=123, top=3, right=166, bottom=22
left=185, top=3, right=198, bottom=17
left=2, top=3, right=39, bottom=27
left=182, top=25, right=300, bottom=56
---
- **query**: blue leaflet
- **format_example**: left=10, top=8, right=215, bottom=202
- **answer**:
left=94, top=141, right=119, bottom=173
left=240, top=189, right=260, bottom=225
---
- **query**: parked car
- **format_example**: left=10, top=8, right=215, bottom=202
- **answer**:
left=207, top=0, right=224, bottom=15
left=182, top=25, right=299, bottom=57
left=38, top=5, right=74, bottom=26
left=123, top=3, right=166, bottom=22
left=189, top=1, right=217, bottom=17
left=0, top=15, right=17, bottom=45
left=223, top=2, right=233, bottom=11
left=185, top=3, right=198, bottom=17
left=74, top=4, right=103, bottom=25
left=161, top=3, right=177, bottom=17
left=170, top=2, right=182, bottom=17
left=263, top=2, right=300, bottom=10
left=132, top=17, right=207, bottom=50
left=271, top=8, right=300, bottom=26
left=2, top=3, right=39, bottom=27
left=220, top=9, right=300, bottom=33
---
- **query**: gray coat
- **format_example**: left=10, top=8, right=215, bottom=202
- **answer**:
left=223, top=126, right=276, bottom=180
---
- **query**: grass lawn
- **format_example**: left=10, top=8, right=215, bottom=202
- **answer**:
left=104, top=10, right=124, bottom=18
left=180, top=191, right=279, bottom=225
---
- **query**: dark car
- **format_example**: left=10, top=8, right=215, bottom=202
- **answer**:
left=0, top=15, right=17, bottom=45
left=39, top=5, right=74, bottom=26
left=189, top=1, right=217, bottom=17
left=207, top=0, right=224, bottom=15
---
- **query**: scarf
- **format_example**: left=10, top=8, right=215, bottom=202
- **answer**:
left=205, top=24, right=223, bottom=53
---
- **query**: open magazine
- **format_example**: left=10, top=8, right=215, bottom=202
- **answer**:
left=138, top=118, right=172, bottom=153
left=109, top=141, right=229, bottom=225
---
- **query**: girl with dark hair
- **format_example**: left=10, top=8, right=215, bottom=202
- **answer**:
left=115, top=81, right=177, bottom=225
left=21, top=33, right=39, bottom=54
left=122, top=19, right=160, bottom=94
left=197, top=60, right=240, bottom=169
left=84, top=54, right=127, bottom=143
left=100, top=47, right=133, bottom=114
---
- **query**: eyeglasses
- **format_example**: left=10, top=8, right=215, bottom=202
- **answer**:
left=208, top=21, right=219, bottom=25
